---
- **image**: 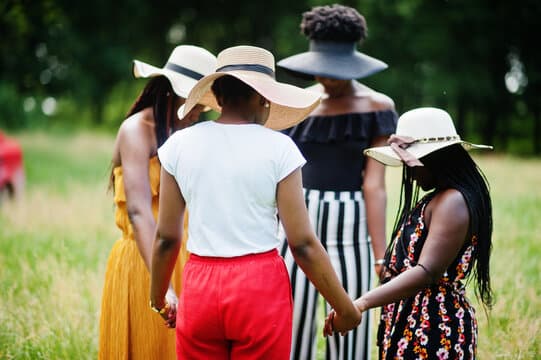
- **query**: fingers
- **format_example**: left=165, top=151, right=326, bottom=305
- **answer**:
left=323, top=311, right=335, bottom=337
left=163, top=307, right=177, bottom=328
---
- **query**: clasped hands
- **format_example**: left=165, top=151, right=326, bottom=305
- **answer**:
left=153, top=286, right=178, bottom=329
left=323, top=298, right=366, bottom=337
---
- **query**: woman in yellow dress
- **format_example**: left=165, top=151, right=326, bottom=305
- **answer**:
left=99, top=45, right=216, bottom=359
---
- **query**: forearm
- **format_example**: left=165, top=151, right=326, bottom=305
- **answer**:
left=150, top=234, right=180, bottom=307
left=290, top=239, right=354, bottom=315
left=364, top=186, right=387, bottom=261
left=129, top=210, right=157, bottom=271
left=356, top=265, right=432, bottom=311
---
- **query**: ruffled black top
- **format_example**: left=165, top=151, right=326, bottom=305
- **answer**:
left=284, top=110, right=398, bottom=191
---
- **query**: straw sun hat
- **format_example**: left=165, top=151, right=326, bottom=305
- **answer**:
left=364, top=107, right=492, bottom=166
left=133, top=45, right=217, bottom=98
left=179, top=45, right=321, bottom=131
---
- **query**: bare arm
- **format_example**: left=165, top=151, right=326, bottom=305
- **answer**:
left=355, top=189, right=470, bottom=311
left=277, top=168, right=361, bottom=332
left=150, top=168, right=184, bottom=309
left=117, top=118, right=156, bottom=271
left=363, top=135, right=388, bottom=276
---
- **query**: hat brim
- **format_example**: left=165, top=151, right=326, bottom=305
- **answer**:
left=180, top=71, right=321, bottom=130
left=277, top=51, right=388, bottom=80
left=364, top=141, right=493, bottom=166
left=133, top=60, right=197, bottom=99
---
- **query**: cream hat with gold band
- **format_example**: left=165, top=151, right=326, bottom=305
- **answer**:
left=364, top=107, right=492, bottom=166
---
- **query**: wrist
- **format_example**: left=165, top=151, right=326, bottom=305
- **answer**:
left=149, top=299, right=168, bottom=313
left=355, top=297, right=369, bottom=313
left=374, top=258, right=385, bottom=266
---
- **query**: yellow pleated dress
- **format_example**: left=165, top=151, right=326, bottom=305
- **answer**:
left=99, top=156, right=189, bottom=360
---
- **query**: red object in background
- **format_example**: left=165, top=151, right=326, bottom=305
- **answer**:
left=0, top=131, right=25, bottom=201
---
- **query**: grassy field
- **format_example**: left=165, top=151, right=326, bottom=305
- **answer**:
left=0, top=131, right=540, bottom=359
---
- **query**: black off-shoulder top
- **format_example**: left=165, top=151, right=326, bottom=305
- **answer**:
left=284, top=109, right=398, bottom=191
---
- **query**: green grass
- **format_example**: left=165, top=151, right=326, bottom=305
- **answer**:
left=1, top=131, right=540, bottom=359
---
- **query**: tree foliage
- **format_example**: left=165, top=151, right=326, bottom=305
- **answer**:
left=1, top=0, right=540, bottom=153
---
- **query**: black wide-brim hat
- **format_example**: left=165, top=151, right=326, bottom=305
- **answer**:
left=277, top=40, right=388, bottom=80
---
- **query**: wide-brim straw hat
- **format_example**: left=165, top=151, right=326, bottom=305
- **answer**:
left=180, top=45, right=321, bottom=130
left=133, top=45, right=217, bottom=98
left=364, top=107, right=492, bottom=166
left=277, top=40, right=388, bottom=80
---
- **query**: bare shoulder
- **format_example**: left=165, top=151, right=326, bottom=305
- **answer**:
left=366, top=91, right=395, bottom=111
left=115, top=108, right=156, bottom=159
left=430, top=189, right=469, bottom=225
left=354, top=82, right=395, bottom=111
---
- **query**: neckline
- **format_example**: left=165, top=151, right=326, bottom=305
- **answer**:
left=211, top=120, right=260, bottom=127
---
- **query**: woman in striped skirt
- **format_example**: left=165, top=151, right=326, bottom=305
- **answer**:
left=277, top=5, right=398, bottom=359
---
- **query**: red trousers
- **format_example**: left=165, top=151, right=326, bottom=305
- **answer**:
left=176, top=249, right=293, bottom=359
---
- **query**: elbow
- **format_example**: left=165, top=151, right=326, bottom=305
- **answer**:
left=127, top=205, right=148, bottom=226
left=289, top=236, right=316, bottom=262
left=290, top=242, right=310, bottom=260
left=288, top=230, right=323, bottom=265
left=416, top=264, right=440, bottom=286
left=363, top=180, right=385, bottom=195
left=155, top=231, right=180, bottom=254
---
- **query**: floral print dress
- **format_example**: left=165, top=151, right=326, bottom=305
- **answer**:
left=378, top=192, right=478, bottom=360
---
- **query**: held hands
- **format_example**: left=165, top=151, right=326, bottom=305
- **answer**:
left=151, top=286, right=178, bottom=328
left=162, top=286, right=178, bottom=328
left=323, top=300, right=362, bottom=337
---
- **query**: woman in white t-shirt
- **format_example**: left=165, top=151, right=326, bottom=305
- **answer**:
left=149, top=45, right=361, bottom=359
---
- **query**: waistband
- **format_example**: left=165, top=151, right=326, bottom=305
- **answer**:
left=304, top=188, right=364, bottom=201
left=189, top=249, right=278, bottom=264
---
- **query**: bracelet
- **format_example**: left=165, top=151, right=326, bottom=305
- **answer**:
left=149, top=300, right=169, bottom=315
left=374, top=258, right=386, bottom=266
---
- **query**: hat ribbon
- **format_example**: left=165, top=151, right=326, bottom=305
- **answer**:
left=216, top=64, right=275, bottom=79
left=388, top=134, right=461, bottom=167
left=165, top=62, right=205, bottom=80
left=388, top=135, right=424, bottom=167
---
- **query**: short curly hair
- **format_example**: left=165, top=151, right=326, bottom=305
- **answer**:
left=300, top=4, right=367, bottom=43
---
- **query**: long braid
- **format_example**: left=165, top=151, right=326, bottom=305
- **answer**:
left=109, top=76, right=178, bottom=191
left=422, top=144, right=493, bottom=309
left=385, top=166, right=420, bottom=271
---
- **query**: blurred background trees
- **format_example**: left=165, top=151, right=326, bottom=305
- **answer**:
left=1, top=0, right=540, bottom=154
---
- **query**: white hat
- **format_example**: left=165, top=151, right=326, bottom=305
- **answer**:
left=364, top=107, right=492, bottom=166
left=133, top=45, right=217, bottom=98
left=179, top=45, right=321, bottom=131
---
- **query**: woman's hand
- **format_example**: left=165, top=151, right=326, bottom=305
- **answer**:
left=323, top=302, right=362, bottom=337
left=163, top=286, right=178, bottom=328
left=375, top=264, right=385, bottom=281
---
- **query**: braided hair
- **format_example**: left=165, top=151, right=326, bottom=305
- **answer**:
left=388, top=144, right=493, bottom=308
left=300, top=4, right=367, bottom=43
left=127, top=75, right=179, bottom=148
left=109, top=76, right=179, bottom=191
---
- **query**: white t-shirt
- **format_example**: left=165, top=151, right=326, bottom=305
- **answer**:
left=158, top=121, right=306, bottom=257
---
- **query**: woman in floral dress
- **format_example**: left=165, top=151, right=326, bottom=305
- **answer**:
left=325, top=107, right=493, bottom=359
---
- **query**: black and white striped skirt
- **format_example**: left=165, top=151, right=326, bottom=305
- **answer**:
left=280, top=189, right=374, bottom=360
